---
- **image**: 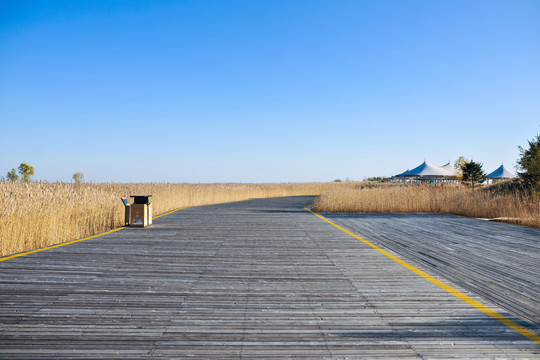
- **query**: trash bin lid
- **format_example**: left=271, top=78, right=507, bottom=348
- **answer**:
left=130, top=195, right=152, bottom=204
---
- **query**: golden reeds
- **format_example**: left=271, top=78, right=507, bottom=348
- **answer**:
left=0, top=182, right=338, bottom=257
left=312, top=182, right=540, bottom=228
left=3, top=180, right=537, bottom=258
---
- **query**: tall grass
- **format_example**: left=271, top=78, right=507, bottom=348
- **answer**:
left=312, top=181, right=540, bottom=228
left=4, top=180, right=537, bottom=258
left=0, top=182, right=338, bottom=257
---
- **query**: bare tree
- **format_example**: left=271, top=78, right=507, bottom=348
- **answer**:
left=73, top=172, right=85, bottom=183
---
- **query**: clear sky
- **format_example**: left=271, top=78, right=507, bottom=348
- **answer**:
left=1, top=1, right=539, bottom=182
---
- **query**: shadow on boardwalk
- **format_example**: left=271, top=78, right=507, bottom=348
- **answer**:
left=0, top=196, right=538, bottom=358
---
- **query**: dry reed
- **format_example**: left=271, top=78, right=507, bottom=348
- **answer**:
left=4, top=180, right=537, bottom=258
left=312, top=181, right=540, bottom=228
left=0, top=182, right=339, bottom=257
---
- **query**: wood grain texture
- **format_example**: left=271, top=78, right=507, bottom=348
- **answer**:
left=324, top=212, right=540, bottom=328
left=0, top=196, right=538, bottom=359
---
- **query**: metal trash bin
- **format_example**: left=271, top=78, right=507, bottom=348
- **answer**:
left=130, top=195, right=152, bottom=227
left=120, top=195, right=152, bottom=227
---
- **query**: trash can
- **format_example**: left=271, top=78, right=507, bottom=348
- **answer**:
left=129, top=195, right=152, bottom=227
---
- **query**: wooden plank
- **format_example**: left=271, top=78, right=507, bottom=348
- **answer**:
left=0, top=196, right=538, bottom=358
left=324, top=212, right=540, bottom=327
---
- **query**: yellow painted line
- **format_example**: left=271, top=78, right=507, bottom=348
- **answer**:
left=0, top=227, right=125, bottom=263
left=1, top=199, right=254, bottom=262
left=304, top=207, right=540, bottom=345
left=0, top=205, right=189, bottom=261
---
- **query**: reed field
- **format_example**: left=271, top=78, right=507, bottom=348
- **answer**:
left=0, top=182, right=339, bottom=257
left=2, top=180, right=538, bottom=258
left=313, top=181, right=540, bottom=228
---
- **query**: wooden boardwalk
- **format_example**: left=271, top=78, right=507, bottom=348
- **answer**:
left=0, top=196, right=538, bottom=358
left=324, top=212, right=540, bottom=329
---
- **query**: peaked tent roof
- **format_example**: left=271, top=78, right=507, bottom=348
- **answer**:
left=395, top=168, right=413, bottom=177
left=395, top=161, right=455, bottom=178
left=439, top=162, right=458, bottom=176
left=486, top=164, right=517, bottom=179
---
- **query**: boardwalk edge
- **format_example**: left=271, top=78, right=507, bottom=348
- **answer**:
left=304, top=207, right=540, bottom=346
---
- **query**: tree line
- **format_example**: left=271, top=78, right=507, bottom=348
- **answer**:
left=4, top=164, right=85, bottom=183
left=6, top=163, right=34, bottom=182
left=362, top=134, right=540, bottom=188
left=453, top=134, right=540, bottom=189
left=3, top=134, right=540, bottom=187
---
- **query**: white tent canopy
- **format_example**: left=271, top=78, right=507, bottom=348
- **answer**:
left=486, top=164, right=516, bottom=179
left=439, top=162, right=458, bottom=176
left=395, top=161, right=455, bottom=178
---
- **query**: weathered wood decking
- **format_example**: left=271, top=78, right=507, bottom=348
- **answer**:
left=0, top=196, right=538, bottom=358
left=324, top=212, right=540, bottom=328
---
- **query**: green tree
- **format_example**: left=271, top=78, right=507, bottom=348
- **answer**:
left=18, top=163, right=34, bottom=182
left=364, top=176, right=390, bottom=183
left=453, top=156, right=468, bottom=180
left=462, top=160, right=486, bottom=189
left=6, top=168, right=19, bottom=181
left=73, top=172, right=85, bottom=183
left=517, top=134, right=540, bottom=187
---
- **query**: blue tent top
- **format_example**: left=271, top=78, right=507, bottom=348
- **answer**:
left=486, top=164, right=516, bottom=179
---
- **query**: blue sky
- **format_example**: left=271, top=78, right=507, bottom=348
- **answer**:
left=1, top=1, right=539, bottom=182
